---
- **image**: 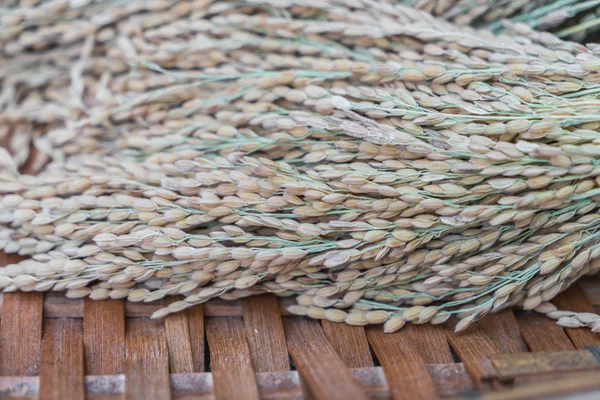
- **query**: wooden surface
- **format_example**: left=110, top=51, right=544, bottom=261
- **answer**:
left=0, top=284, right=596, bottom=398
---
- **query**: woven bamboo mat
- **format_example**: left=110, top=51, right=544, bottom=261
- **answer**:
left=1, top=252, right=600, bottom=399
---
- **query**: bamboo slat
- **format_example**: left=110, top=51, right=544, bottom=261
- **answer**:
left=367, top=326, right=439, bottom=400
left=284, top=318, right=368, bottom=400
left=242, top=295, right=290, bottom=373
left=125, top=319, right=171, bottom=400
left=164, top=298, right=195, bottom=374
left=446, top=320, right=502, bottom=389
left=322, top=322, right=374, bottom=368
left=553, top=284, right=600, bottom=349
left=515, top=311, right=575, bottom=352
left=84, top=298, right=126, bottom=375
left=206, top=317, right=260, bottom=400
left=401, top=324, right=454, bottom=365
left=39, top=319, right=85, bottom=400
left=0, top=291, right=43, bottom=376
left=187, top=305, right=206, bottom=373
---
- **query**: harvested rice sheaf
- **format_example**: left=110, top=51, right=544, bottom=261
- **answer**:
left=2, top=0, right=600, bottom=333
left=404, top=0, right=600, bottom=42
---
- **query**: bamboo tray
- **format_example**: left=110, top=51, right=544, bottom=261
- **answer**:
left=1, top=252, right=600, bottom=399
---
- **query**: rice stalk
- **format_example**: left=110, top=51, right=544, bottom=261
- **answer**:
left=1, top=0, right=600, bottom=332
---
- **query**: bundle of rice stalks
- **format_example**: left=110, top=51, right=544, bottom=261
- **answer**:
left=403, top=0, right=600, bottom=42
left=2, top=0, right=600, bottom=333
